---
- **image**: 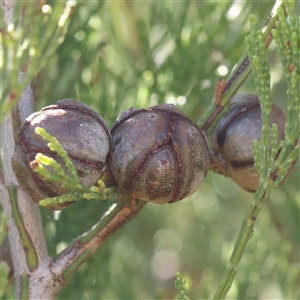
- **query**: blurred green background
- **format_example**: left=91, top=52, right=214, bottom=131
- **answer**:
left=2, top=1, right=300, bottom=299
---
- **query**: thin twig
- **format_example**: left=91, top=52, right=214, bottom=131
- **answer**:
left=197, top=0, right=285, bottom=133
left=212, top=2, right=298, bottom=298
left=51, top=194, right=146, bottom=286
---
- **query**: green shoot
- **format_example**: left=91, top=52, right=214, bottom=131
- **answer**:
left=212, top=2, right=299, bottom=299
left=31, top=127, right=114, bottom=207
left=1, top=1, right=76, bottom=122
left=175, top=272, right=189, bottom=300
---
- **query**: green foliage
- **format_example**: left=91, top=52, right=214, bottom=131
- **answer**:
left=36, top=1, right=274, bottom=124
left=175, top=272, right=188, bottom=300
left=246, top=10, right=299, bottom=193
left=212, top=3, right=299, bottom=299
left=0, top=1, right=74, bottom=122
left=31, top=127, right=113, bottom=207
left=1, top=1, right=299, bottom=299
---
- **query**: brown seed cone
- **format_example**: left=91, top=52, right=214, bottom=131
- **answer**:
left=108, top=104, right=209, bottom=204
left=12, top=99, right=111, bottom=210
left=211, top=94, right=287, bottom=192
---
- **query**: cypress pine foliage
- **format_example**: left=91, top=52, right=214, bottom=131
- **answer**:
left=1, top=1, right=299, bottom=299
